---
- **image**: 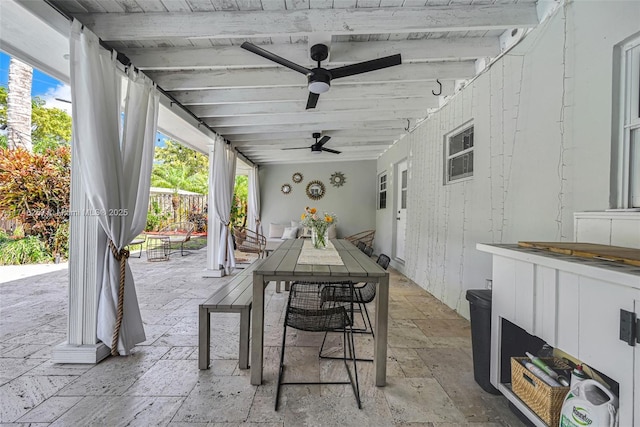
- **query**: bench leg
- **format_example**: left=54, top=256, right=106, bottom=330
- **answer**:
left=239, top=307, right=251, bottom=370
left=285, top=281, right=290, bottom=291
left=276, top=281, right=281, bottom=293
left=198, top=307, right=210, bottom=369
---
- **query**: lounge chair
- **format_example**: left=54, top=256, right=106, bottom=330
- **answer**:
left=158, top=221, right=195, bottom=256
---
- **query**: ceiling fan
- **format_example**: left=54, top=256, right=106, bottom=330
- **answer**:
left=241, top=41, right=402, bottom=109
left=282, top=133, right=340, bottom=155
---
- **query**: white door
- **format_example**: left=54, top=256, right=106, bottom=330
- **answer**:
left=395, top=160, right=408, bottom=261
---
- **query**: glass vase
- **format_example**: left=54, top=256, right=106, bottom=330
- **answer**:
left=311, top=227, right=329, bottom=249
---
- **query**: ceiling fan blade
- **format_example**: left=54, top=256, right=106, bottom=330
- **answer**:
left=306, top=92, right=320, bottom=109
left=322, top=148, right=341, bottom=154
left=281, top=146, right=312, bottom=150
left=317, top=135, right=331, bottom=146
left=241, top=42, right=310, bottom=75
left=330, top=54, right=402, bottom=79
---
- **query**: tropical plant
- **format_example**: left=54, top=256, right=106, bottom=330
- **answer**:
left=0, top=146, right=71, bottom=256
left=145, top=200, right=170, bottom=232
left=231, top=175, right=248, bottom=227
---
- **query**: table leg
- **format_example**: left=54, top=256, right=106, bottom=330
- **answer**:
left=198, top=307, right=210, bottom=370
left=251, top=273, right=265, bottom=385
left=374, top=274, right=389, bottom=386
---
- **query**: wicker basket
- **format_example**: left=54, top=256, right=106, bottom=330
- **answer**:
left=511, top=357, right=570, bottom=426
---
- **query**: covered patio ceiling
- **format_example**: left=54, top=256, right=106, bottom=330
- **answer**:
left=44, top=0, right=541, bottom=165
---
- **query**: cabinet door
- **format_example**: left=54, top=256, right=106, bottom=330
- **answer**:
left=578, top=278, right=639, bottom=427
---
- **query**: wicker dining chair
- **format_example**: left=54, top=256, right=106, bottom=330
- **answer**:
left=319, top=254, right=391, bottom=362
left=276, top=281, right=361, bottom=411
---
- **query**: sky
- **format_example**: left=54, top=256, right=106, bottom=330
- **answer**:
left=0, top=51, right=167, bottom=146
left=0, top=51, right=73, bottom=114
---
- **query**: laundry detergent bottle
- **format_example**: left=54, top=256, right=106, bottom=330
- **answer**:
left=559, top=379, right=618, bottom=427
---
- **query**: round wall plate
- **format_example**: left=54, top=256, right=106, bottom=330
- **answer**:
left=292, top=172, right=303, bottom=183
left=281, top=183, right=292, bottom=194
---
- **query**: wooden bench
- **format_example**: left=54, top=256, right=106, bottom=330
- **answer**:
left=198, top=262, right=258, bottom=370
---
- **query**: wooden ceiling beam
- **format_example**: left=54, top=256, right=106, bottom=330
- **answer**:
left=74, top=5, right=538, bottom=40
left=214, top=119, right=409, bottom=135
left=190, top=97, right=436, bottom=117
left=147, top=62, right=475, bottom=90
left=170, top=80, right=454, bottom=104
left=226, top=129, right=403, bottom=142
left=122, top=38, right=500, bottom=70
left=204, top=109, right=426, bottom=127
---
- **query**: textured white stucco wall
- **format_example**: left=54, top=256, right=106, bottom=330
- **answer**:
left=377, top=2, right=640, bottom=319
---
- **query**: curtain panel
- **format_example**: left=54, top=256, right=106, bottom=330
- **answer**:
left=213, top=139, right=237, bottom=271
left=247, top=165, right=262, bottom=235
left=70, top=20, right=159, bottom=355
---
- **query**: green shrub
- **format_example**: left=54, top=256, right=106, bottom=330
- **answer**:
left=0, top=146, right=70, bottom=255
left=0, top=235, right=51, bottom=265
left=145, top=200, right=170, bottom=231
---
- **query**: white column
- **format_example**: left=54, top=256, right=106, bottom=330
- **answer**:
left=52, top=148, right=110, bottom=363
left=204, top=142, right=225, bottom=277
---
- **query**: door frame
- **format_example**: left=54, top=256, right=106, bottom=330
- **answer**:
left=393, top=159, right=408, bottom=263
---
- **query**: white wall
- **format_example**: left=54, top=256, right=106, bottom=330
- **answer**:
left=260, top=160, right=376, bottom=238
left=378, top=2, right=640, bottom=319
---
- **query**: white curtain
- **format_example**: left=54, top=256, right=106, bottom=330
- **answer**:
left=70, top=20, right=159, bottom=355
left=213, top=139, right=237, bottom=270
left=247, top=165, right=262, bottom=235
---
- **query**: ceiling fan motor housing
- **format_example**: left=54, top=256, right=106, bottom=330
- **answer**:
left=310, top=44, right=329, bottom=62
left=308, top=68, right=331, bottom=94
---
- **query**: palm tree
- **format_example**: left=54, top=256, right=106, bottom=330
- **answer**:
left=6, top=58, right=33, bottom=152
left=151, top=165, right=206, bottom=221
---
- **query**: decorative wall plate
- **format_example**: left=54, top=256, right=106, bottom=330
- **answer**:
left=292, top=172, right=303, bottom=183
left=329, top=172, right=346, bottom=187
left=281, top=183, right=292, bottom=195
left=306, top=180, right=326, bottom=200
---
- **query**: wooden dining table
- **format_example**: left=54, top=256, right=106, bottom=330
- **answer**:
left=250, top=238, right=390, bottom=386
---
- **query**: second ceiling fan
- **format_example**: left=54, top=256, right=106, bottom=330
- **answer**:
left=282, top=133, right=340, bottom=155
left=241, top=41, right=402, bottom=109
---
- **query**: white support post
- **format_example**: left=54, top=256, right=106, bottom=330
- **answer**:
left=52, top=147, right=110, bottom=364
left=204, top=142, right=225, bottom=277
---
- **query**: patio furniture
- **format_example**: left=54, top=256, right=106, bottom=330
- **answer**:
left=158, top=221, right=195, bottom=256
left=198, top=261, right=258, bottom=371
left=250, top=238, right=390, bottom=387
left=233, top=226, right=267, bottom=258
left=363, top=245, right=374, bottom=257
left=345, top=229, right=375, bottom=248
left=127, top=234, right=146, bottom=258
left=146, top=235, right=170, bottom=262
left=356, top=241, right=366, bottom=252
left=275, top=280, right=361, bottom=411
left=321, top=254, right=391, bottom=347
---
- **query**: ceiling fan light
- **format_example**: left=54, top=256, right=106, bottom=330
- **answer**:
left=308, top=81, right=330, bottom=94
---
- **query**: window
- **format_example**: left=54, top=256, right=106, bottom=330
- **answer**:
left=617, top=37, right=640, bottom=207
left=445, top=123, right=474, bottom=183
left=378, top=173, right=387, bottom=209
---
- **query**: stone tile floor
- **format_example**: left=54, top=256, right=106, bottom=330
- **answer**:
left=0, top=247, right=526, bottom=426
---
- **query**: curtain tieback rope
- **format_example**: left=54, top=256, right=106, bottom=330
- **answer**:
left=108, top=240, right=130, bottom=356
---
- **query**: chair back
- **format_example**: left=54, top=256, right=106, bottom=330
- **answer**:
left=363, top=246, right=374, bottom=257
left=376, top=254, right=390, bottom=270
left=356, top=241, right=366, bottom=251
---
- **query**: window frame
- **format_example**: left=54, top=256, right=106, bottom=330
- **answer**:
left=377, top=172, right=387, bottom=210
left=617, top=36, right=640, bottom=208
left=444, top=121, right=475, bottom=185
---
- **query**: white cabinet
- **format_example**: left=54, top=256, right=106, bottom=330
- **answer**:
left=477, top=244, right=640, bottom=427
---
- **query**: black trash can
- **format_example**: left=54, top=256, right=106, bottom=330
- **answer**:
left=466, top=289, right=500, bottom=394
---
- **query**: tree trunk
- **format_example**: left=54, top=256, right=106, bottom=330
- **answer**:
left=7, top=58, right=33, bottom=152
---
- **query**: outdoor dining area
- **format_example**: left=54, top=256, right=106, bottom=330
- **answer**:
left=0, top=244, right=524, bottom=425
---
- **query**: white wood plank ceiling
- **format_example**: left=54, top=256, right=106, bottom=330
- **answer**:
left=46, top=0, right=541, bottom=165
